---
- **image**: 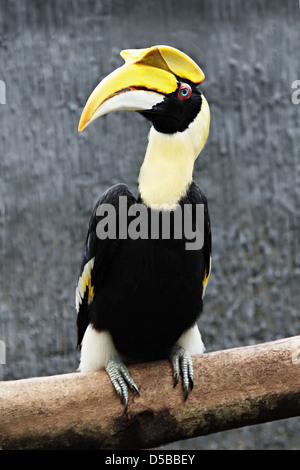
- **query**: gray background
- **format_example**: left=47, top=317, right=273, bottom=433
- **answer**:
left=0, top=0, right=299, bottom=449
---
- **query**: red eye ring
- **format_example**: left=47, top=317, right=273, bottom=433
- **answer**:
left=178, top=82, right=192, bottom=101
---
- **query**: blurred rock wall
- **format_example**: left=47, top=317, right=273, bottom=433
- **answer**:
left=0, top=0, right=299, bottom=449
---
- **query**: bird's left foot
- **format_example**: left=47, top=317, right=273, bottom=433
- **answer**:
left=169, top=345, right=194, bottom=400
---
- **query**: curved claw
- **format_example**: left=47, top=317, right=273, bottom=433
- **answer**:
left=169, top=345, right=194, bottom=400
left=105, top=359, right=139, bottom=413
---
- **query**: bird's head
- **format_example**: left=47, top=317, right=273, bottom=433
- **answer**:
left=78, top=45, right=210, bottom=154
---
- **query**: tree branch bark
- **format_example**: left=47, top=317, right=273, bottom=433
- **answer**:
left=1, top=336, right=300, bottom=450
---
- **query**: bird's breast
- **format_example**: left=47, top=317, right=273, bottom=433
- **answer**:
left=91, top=234, right=205, bottom=362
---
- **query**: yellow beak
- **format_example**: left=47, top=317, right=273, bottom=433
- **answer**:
left=78, top=45, right=205, bottom=132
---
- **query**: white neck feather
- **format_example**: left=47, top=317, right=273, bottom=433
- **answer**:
left=138, top=95, right=210, bottom=209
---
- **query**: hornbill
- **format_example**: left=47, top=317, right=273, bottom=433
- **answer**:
left=76, top=45, right=211, bottom=411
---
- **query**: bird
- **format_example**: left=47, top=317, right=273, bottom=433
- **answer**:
left=76, top=45, right=211, bottom=412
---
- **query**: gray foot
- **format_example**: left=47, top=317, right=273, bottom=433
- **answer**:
left=105, top=359, right=139, bottom=412
left=169, top=345, right=194, bottom=400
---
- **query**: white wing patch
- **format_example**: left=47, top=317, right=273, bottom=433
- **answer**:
left=176, top=323, right=205, bottom=355
left=75, top=257, right=95, bottom=312
left=78, top=325, right=119, bottom=371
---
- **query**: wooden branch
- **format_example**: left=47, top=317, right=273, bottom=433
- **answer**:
left=1, top=336, right=300, bottom=450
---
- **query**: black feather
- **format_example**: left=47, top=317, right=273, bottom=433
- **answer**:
left=76, top=181, right=211, bottom=362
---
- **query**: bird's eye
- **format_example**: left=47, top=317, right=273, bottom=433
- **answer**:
left=178, top=83, right=192, bottom=101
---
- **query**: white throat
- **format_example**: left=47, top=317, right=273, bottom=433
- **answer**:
left=138, top=95, right=210, bottom=209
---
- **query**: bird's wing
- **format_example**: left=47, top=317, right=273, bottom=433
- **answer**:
left=188, top=182, right=212, bottom=295
left=76, top=183, right=137, bottom=347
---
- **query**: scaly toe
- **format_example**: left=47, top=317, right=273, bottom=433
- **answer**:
left=169, top=345, right=194, bottom=400
left=105, top=359, right=139, bottom=413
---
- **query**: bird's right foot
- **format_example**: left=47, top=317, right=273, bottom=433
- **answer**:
left=105, top=358, right=139, bottom=413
